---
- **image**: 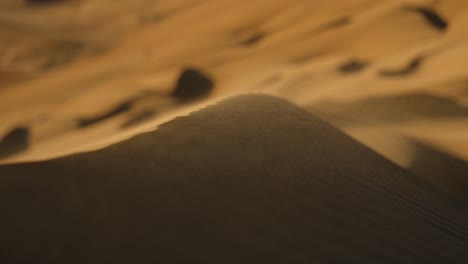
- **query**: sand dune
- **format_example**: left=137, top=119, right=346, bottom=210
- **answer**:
left=1, top=95, right=467, bottom=263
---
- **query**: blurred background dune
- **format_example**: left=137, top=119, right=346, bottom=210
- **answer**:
left=0, top=0, right=466, bottom=195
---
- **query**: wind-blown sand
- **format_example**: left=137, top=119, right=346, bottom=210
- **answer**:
left=0, top=95, right=467, bottom=263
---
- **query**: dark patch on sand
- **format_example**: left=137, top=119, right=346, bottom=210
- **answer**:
left=240, top=32, right=265, bottom=46
left=171, top=68, right=214, bottom=101
left=379, top=56, right=425, bottom=77
left=0, top=127, right=29, bottom=159
left=121, top=111, right=157, bottom=129
left=78, top=101, right=133, bottom=128
left=411, top=7, right=448, bottom=31
left=338, top=60, right=368, bottom=74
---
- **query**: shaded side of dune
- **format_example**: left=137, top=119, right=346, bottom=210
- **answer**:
left=0, top=95, right=467, bottom=263
left=310, top=93, right=468, bottom=126
left=408, top=139, right=468, bottom=200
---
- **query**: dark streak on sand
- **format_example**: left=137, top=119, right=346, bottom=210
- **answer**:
left=0, top=127, right=29, bottom=159
left=240, top=32, right=265, bottom=46
left=78, top=101, right=133, bottom=128
left=379, top=56, right=425, bottom=77
left=338, top=60, right=368, bottom=74
left=411, top=7, right=448, bottom=31
left=172, top=68, right=214, bottom=101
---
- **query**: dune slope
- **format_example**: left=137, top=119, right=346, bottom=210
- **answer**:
left=1, top=95, right=467, bottom=263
